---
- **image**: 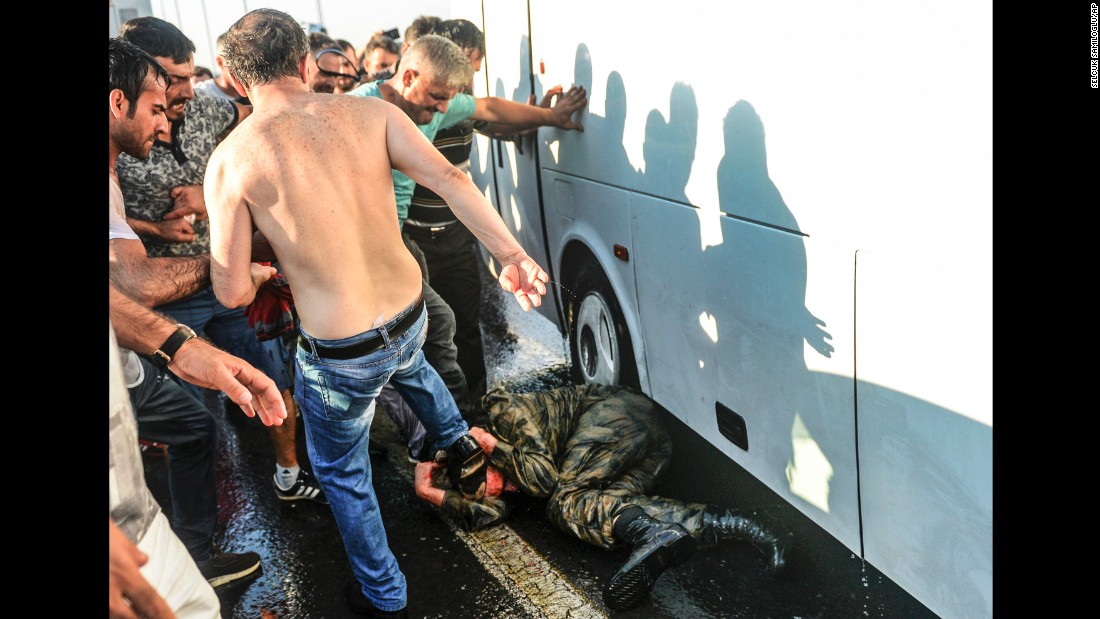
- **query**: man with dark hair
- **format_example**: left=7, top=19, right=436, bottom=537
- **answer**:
left=108, top=37, right=170, bottom=134
left=109, top=38, right=288, bottom=617
left=115, top=16, right=328, bottom=509
left=414, top=383, right=794, bottom=611
left=110, top=34, right=273, bottom=590
left=194, top=32, right=250, bottom=104
left=359, top=33, right=401, bottom=82
left=206, top=8, right=553, bottom=617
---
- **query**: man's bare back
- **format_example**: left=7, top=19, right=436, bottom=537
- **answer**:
left=208, top=93, right=443, bottom=339
left=208, top=37, right=548, bottom=345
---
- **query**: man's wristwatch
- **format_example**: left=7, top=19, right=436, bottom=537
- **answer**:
left=151, top=324, right=197, bottom=369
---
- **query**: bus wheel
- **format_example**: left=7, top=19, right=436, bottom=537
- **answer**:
left=569, top=262, right=638, bottom=388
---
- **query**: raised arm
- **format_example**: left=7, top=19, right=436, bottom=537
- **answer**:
left=470, top=84, right=587, bottom=132
left=384, top=102, right=549, bottom=311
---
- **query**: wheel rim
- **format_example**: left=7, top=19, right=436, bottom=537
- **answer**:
left=575, top=291, right=619, bottom=384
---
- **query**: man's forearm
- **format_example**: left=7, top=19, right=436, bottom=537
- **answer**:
left=437, top=171, right=526, bottom=264
left=475, top=97, right=553, bottom=131
left=125, top=216, right=161, bottom=238
left=108, top=284, right=178, bottom=354
left=109, top=251, right=211, bottom=308
left=476, top=122, right=534, bottom=141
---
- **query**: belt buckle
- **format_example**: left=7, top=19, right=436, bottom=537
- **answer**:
left=429, top=225, right=447, bottom=234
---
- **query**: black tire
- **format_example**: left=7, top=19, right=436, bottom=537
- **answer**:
left=568, top=261, right=639, bottom=388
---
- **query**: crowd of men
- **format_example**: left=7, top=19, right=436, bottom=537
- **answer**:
left=108, top=10, right=791, bottom=619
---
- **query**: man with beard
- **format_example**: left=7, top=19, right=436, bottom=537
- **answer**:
left=109, top=37, right=286, bottom=615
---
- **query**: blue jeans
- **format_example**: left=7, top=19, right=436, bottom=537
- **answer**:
left=294, top=299, right=469, bottom=611
left=155, top=286, right=293, bottom=401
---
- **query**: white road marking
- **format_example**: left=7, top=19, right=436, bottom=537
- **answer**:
left=391, top=462, right=607, bottom=619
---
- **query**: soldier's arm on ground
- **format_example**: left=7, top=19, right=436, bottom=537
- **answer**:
left=415, top=461, right=511, bottom=531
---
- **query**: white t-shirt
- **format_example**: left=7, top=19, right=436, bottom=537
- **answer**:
left=109, top=174, right=139, bottom=241
left=109, top=173, right=145, bottom=388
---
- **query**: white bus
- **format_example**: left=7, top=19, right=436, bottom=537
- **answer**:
left=452, top=2, right=992, bottom=618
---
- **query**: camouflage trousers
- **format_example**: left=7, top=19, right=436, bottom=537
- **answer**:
left=545, top=388, right=709, bottom=550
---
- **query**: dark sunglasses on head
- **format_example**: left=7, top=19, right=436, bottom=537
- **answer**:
left=314, top=48, right=364, bottom=83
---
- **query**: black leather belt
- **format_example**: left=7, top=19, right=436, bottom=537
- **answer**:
left=405, top=221, right=457, bottom=235
left=299, top=297, right=425, bottom=360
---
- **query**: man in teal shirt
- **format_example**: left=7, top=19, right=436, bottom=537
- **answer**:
left=347, top=34, right=586, bottom=224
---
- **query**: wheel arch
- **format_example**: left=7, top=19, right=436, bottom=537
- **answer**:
left=558, top=239, right=645, bottom=390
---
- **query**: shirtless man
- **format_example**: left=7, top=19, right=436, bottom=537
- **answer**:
left=205, top=9, right=549, bottom=617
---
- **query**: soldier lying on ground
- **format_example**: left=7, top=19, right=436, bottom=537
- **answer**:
left=412, top=383, right=793, bottom=610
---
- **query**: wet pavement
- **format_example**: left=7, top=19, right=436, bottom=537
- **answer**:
left=143, top=265, right=941, bottom=618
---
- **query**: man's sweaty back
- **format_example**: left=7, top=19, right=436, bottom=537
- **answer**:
left=208, top=93, right=452, bottom=339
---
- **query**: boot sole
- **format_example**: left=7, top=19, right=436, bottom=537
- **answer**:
left=205, top=561, right=261, bottom=588
left=604, top=532, right=696, bottom=610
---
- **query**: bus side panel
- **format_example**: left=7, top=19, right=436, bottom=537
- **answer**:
left=706, top=218, right=860, bottom=552
left=464, top=2, right=993, bottom=618
left=461, top=0, right=501, bottom=221
left=629, top=197, right=710, bottom=419
left=631, top=196, right=861, bottom=552
left=542, top=173, right=642, bottom=380
left=856, top=252, right=993, bottom=619
left=477, top=0, right=564, bottom=327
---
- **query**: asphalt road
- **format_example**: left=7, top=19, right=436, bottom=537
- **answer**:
left=143, top=265, right=941, bottom=619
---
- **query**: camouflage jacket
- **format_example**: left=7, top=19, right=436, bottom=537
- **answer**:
left=440, top=384, right=664, bottom=532
left=115, top=90, right=238, bottom=258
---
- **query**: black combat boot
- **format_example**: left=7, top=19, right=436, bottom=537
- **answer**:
left=700, top=506, right=793, bottom=576
left=445, top=434, right=488, bottom=501
left=345, top=578, right=409, bottom=618
left=604, top=507, right=698, bottom=610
